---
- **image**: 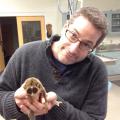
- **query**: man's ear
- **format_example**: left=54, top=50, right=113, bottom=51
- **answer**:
left=62, top=20, right=69, bottom=33
left=60, top=20, right=69, bottom=35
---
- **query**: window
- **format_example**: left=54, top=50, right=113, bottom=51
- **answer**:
left=104, top=11, right=120, bottom=34
left=111, top=13, right=120, bottom=32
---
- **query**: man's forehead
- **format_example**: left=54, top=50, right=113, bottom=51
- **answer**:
left=72, top=16, right=89, bottom=27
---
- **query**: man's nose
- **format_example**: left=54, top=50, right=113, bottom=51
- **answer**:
left=69, top=42, right=80, bottom=53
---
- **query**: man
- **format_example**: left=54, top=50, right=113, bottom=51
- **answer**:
left=0, top=7, right=108, bottom=120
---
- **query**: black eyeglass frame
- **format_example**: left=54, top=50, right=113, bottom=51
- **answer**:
left=65, top=29, right=93, bottom=53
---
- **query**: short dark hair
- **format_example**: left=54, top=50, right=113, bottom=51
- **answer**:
left=68, top=7, right=108, bottom=48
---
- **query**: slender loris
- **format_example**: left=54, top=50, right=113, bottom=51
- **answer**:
left=22, top=77, right=62, bottom=120
left=23, top=77, right=48, bottom=120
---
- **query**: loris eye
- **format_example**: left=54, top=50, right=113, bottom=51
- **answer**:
left=27, top=88, right=33, bottom=94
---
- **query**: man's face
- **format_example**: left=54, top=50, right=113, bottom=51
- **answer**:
left=52, top=16, right=102, bottom=65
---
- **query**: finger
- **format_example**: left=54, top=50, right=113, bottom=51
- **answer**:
left=27, top=104, right=38, bottom=113
left=28, top=101, right=48, bottom=115
left=15, top=97, right=29, bottom=109
left=25, top=99, right=47, bottom=114
left=46, top=91, right=57, bottom=102
left=14, top=87, right=28, bottom=99
left=47, top=91, right=59, bottom=107
left=33, top=100, right=47, bottom=111
left=46, top=92, right=62, bottom=108
left=20, top=104, right=30, bottom=115
left=34, top=106, right=48, bottom=116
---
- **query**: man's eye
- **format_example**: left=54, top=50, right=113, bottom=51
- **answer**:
left=82, top=42, right=91, bottom=48
left=72, top=33, right=77, bottom=38
left=71, top=34, right=78, bottom=40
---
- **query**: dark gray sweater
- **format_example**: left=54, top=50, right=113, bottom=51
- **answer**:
left=0, top=36, right=108, bottom=120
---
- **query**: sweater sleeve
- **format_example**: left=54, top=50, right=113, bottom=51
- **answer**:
left=0, top=49, right=29, bottom=120
left=46, top=57, right=108, bottom=120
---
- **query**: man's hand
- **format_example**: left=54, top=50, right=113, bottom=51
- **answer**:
left=14, top=78, right=60, bottom=116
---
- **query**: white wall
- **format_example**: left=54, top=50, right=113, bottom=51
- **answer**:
left=0, top=0, right=63, bottom=35
left=0, top=0, right=120, bottom=40
left=83, top=0, right=120, bottom=44
left=83, top=0, right=120, bottom=11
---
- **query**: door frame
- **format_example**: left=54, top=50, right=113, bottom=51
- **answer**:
left=16, top=16, right=45, bottom=47
left=0, top=24, right=5, bottom=72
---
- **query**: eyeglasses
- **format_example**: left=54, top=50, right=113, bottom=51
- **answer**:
left=65, top=29, right=93, bottom=52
